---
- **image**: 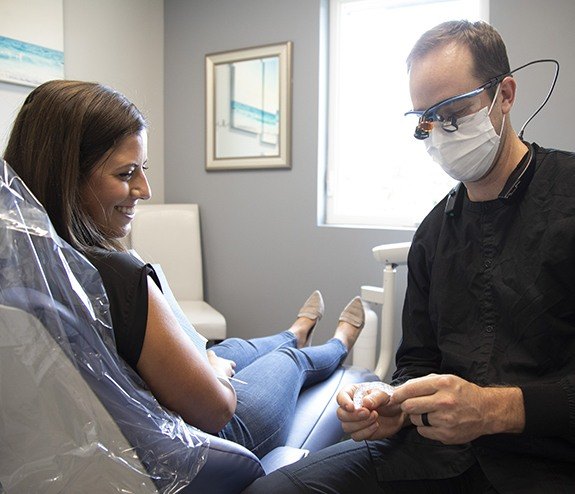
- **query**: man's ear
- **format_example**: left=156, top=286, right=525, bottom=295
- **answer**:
left=500, top=76, right=516, bottom=114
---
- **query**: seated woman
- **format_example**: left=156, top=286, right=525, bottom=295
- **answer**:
left=4, top=80, right=365, bottom=459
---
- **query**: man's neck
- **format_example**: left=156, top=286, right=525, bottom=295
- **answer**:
left=465, top=133, right=529, bottom=202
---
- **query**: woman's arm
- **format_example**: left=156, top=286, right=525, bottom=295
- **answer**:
left=136, top=276, right=236, bottom=433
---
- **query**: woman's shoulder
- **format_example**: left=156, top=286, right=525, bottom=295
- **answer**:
left=85, top=249, right=148, bottom=286
left=85, top=249, right=153, bottom=368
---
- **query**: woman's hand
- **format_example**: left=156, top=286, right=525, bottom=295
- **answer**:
left=207, top=350, right=236, bottom=379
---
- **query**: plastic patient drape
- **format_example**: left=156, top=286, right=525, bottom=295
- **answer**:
left=0, top=159, right=208, bottom=493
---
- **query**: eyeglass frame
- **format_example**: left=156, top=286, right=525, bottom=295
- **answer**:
left=405, top=71, right=510, bottom=140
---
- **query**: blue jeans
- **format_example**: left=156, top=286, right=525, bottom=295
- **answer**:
left=212, top=331, right=348, bottom=458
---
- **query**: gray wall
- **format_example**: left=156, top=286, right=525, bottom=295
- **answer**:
left=164, top=0, right=575, bottom=377
left=491, top=0, right=575, bottom=151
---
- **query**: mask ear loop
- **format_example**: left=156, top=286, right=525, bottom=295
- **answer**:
left=487, top=84, right=501, bottom=115
left=487, top=83, right=506, bottom=137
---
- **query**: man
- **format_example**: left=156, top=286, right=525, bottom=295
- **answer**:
left=244, top=20, right=575, bottom=493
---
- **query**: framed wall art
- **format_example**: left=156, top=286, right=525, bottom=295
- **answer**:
left=205, top=42, right=292, bottom=170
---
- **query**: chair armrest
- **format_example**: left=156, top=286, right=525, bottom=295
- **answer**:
left=185, top=432, right=265, bottom=494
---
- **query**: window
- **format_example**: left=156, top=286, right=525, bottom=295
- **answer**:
left=324, top=0, right=488, bottom=229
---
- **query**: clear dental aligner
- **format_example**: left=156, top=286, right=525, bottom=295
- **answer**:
left=353, top=381, right=395, bottom=409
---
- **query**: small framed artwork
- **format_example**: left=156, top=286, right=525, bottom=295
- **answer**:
left=205, top=42, right=292, bottom=170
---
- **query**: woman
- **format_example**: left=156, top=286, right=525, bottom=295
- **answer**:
left=4, top=80, right=365, bottom=458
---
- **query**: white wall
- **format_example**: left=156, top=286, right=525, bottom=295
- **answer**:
left=0, top=0, right=165, bottom=202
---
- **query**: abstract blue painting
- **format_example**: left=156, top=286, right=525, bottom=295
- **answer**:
left=0, top=35, right=64, bottom=87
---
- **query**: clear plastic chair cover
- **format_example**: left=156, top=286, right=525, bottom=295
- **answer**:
left=0, top=159, right=209, bottom=493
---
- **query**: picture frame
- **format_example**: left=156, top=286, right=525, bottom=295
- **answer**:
left=205, top=42, right=292, bottom=170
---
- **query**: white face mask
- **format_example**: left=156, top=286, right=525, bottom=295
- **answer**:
left=424, top=88, right=504, bottom=183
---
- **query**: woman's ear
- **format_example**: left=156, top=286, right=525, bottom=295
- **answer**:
left=499, top=76, right=516, bottom=115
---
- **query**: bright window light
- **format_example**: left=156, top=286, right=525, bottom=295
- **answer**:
left=325, top=0, right=487, bottom=229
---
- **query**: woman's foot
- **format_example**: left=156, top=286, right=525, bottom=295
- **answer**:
left=334, top=296, right=365, bottom=351
left=289, top=290, right=324, bottom=348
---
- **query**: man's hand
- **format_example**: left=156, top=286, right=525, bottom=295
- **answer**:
left=391, top=374, right=525, bottom=444
left=336, top=384, right=408, bottom=441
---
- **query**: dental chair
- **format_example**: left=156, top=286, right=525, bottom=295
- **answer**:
left=0, top=159, right=377, bottom=494
left=354, top=242, right=411, bottom=379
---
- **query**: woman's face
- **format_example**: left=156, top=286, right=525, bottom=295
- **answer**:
left=82, top=130, right=151, bottom=239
